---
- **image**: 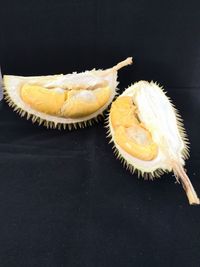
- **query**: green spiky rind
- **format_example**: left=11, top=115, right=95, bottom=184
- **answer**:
left=3, top=85, right=105, bottom=130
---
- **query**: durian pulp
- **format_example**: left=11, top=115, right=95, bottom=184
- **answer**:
left=110, top=96, right=158, bottom=161
left=20, top=84, right=111, bottom=118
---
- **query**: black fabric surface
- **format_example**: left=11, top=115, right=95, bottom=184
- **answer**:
left=1, top=1, right=200, bottom=266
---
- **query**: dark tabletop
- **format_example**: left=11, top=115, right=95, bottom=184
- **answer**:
left=0, top=1, right=200, bottom=266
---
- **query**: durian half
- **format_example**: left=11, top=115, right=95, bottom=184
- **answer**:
left=107, top=81, right=199, bottom=205
left=3, top=58, right=132, bottom=129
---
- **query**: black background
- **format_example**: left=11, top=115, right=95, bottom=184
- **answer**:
left=1, top=0, right=200, bottom=266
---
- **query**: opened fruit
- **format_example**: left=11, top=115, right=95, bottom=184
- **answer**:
left=108, top=81, right=199, bottom=205
left=3, top=57, right=132, bottom=129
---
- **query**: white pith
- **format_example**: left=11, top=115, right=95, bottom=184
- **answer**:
left=109, top=81, right=189, bottom=175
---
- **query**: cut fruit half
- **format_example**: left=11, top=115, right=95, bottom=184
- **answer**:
left=3, top=57, right=132, bottom=129
left=107, top=81, right=199, bottom=205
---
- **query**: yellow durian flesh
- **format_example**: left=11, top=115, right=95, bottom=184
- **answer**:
left=21, top=84, right=67, bottom=116
left=110, top=96, right=158, bottom=161
left=108, top=81, right=199, bottom=205
left=61, top=86, right=111, bottom=118
left=21, top=84, right=111, bottom=118
left=110, top=96, right=139, bottom=128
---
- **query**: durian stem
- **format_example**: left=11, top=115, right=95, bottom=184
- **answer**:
left=111, top=57, right=133, bottom=72
left=173, top=163, right=200, bottom=205
left=102, top=57, right=133, bottom=76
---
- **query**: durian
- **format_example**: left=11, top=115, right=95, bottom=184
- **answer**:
left=3, top=58, right=132, bottom=129
left=107, top=81, right=199, bottom=205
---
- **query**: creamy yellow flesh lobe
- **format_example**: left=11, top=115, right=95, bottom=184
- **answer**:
left=61, top=86, right=111, bottom=118
left=20, top=84, right=111, bottom=118
left=21, top=84, right=67, bottom=115
left=110, top=96, right=158, bottom=161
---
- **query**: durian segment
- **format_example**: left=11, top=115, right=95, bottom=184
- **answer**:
left=3, top=57, right=132, bottom=129
left=114, top=125, right=158, bottom=161
left=61, top=86, right=111, bottom=118
left=21, top=84, right=67, bottom=115
left=110, top=96, right=139, bottom=128
left=108, top=81, right=199, bottom=205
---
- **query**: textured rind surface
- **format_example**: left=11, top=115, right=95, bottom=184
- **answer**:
left=3, top=71, right=118, bottom=130
left=107, top=81, right=190, bottom=179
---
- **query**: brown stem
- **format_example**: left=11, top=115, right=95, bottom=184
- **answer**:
left=173, top=162, right=200, bottom=205
left=101, top=57, right=133, bottom=76
left=111, top=57, right=133, bottom=72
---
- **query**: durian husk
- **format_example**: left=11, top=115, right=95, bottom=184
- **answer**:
left=107, top=81, right=199, bottom=205
left=3, top=58, right=132, bottom=130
